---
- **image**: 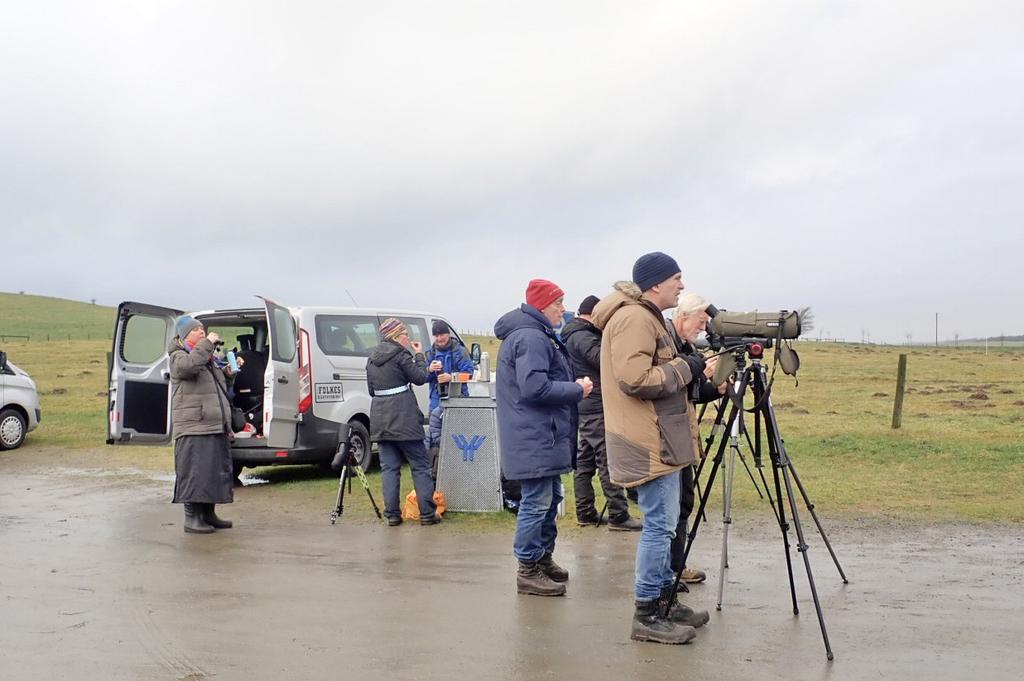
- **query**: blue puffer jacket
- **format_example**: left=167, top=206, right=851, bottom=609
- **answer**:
left=494, top=304, right=583, bottom=481
left=425, top=341, right=476, bottom=411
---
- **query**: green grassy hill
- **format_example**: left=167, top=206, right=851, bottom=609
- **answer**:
left=0, top=292, right=116, bottom=341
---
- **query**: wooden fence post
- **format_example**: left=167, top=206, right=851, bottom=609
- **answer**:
left=891, top=353, right=908, bottom=429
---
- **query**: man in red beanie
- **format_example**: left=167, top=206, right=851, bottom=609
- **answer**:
left=494, top=279, right=593, bottom=596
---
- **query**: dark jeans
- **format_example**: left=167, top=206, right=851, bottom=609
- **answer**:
left=513, top=475, right=562, bottom=563
left=573, top=412, right=630, bottom=523
left=378, top=440, right=437, bottom=520
left=670, top=464, right=696, bottom=572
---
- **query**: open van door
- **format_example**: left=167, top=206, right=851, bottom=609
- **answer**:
left=107, top=301, right=182, bottom=445
left=259, top=297, right=300, bottom=448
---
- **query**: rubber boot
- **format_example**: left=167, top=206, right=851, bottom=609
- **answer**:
left=631, top=599, right=696, bottom=644
left=184, top=503, right=214, bottom=534
left=658, top=585, right=709, bottom=628
left=203, top=503, right=233, bottom=529
left=537, top=553, right=569, bottom=583
left=517, top=561, right=566, bottom=596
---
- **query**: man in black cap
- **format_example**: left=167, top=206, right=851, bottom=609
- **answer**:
left=422, top=321, right=477, bottom=476
left=425, top=321, right=475, bottom=412
left=562, top=295, right=641, bottom=531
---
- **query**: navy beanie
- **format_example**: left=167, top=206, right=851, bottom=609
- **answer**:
left=632, top=252, right=681, bottom=291
left=577, top=295, right=600, bottom=315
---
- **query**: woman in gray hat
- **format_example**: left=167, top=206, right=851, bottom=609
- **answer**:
left=169, top=316, right=238, bottom=534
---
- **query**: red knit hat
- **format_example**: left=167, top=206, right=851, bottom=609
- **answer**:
left=525, top=279, right=565, bottom=311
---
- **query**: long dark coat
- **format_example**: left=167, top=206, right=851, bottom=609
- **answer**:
left=493, top=305, right=582, bottom=481
left=168, top=337, right=234, bottom=504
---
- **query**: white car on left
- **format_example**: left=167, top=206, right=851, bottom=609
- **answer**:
left=0, top=350, right=41, bottom=450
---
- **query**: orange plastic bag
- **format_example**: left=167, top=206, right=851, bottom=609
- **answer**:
left=402, top=490, right=447, bottom=520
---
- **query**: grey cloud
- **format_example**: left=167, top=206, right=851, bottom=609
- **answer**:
left=2, top=1, right=1022, bottom=342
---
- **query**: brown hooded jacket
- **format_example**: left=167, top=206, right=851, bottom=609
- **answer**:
left=591, top=281, right=700, bottom=487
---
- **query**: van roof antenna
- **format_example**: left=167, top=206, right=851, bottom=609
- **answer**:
left=345, top=289, right=359, bottom=307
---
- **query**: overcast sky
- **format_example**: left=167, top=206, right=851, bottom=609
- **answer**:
left=2, top=2, right=1021, bottom=343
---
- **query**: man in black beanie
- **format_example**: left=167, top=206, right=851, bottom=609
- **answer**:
left=425, top=320, right=475, bottom=412
left=590, top=252, right=710, bottom=644
left=562, top=295, right=641, bottom=531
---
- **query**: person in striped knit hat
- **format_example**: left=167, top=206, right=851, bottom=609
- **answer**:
left=366, top=318, right=441, bottom=526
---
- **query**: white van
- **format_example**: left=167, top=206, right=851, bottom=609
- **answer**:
left=0, top=350, right=42, bottom=450
left=106, top=298, right=478, bottom=475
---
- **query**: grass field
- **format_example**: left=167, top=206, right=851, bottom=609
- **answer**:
left=3, top=293, right=1023, bottom=523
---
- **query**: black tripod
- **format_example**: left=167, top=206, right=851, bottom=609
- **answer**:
left=329, top=427, right=382, bottom=524
left=672, top=343, right=848, bottom=661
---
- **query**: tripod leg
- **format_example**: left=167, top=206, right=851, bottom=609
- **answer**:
left=758, top=466, right=781, bottom=524
left=665, top=403, right=739, bottom=616
left=351, top=462, right=383, bottom=520
left=330, top=464, right=350, bottom=524
left=772, top=454, right=800, bottom=615
left=788, top=463, right=848, bottom=583
left=754, top=360, right=835, bottom=661
left=691, top=465, right=705, bottom=524
left=780, top=461, right=835, bottom=661
left=717, top=439, right=738, bottom=611
left=695, top=397, right=726, bottom=524
left=736, top=450, right=764, bottom=499
left=595, top=500, right=609, bottom=527
left=753, top=410, right=781, bottom=523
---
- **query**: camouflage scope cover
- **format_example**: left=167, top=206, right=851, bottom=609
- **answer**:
left=709, top=310, right=801, bottom=340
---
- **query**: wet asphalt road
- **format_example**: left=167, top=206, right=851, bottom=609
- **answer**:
left=1, top=464, right=1022, bottom=681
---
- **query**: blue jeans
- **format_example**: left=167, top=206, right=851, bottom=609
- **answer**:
left=378, top=440, right=437, bottom=520
left=634, top=472, right=681, bottom=601
left=512, top=475, right=562, bottom=563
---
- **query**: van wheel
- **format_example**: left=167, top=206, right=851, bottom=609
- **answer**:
left=347, top=421, right=373, bottom=472
left=0, top=409, right=27, bottom=450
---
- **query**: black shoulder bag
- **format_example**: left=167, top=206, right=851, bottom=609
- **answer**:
left=208, top=366, right=248, bottom=433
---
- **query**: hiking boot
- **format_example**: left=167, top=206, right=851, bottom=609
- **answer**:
left=183, top=503, right=214, bottom=534
left=576, top=513, right=600, bottom=527
left=386, top=517, right=403, bottom=527
left=608, top=517, right=643, bottom=532
left=658, top=585, right=710, bottom=628
left=631, top=599, right=696, bottom=644
left=420, top=514, right=442, bottom=526
left=517, top=561, right=566, bottom=597
left=202, top=504, right=233, bottom=529
left=538, top=552, right=569, bottom=583
left=682, top=568, right=706, bottom=584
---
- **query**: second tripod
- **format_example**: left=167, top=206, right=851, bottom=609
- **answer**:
left=329, top=424, right=383, bottom=524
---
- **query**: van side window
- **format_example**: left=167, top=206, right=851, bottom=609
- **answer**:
left=121, top=314, right=170, bottom=364
left=269, top=305, right=296, bottom=363
left=315, top=315, right=380, bottom=357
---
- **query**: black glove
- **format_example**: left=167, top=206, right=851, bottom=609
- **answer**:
left=681, top=354, right=706, bottom=381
